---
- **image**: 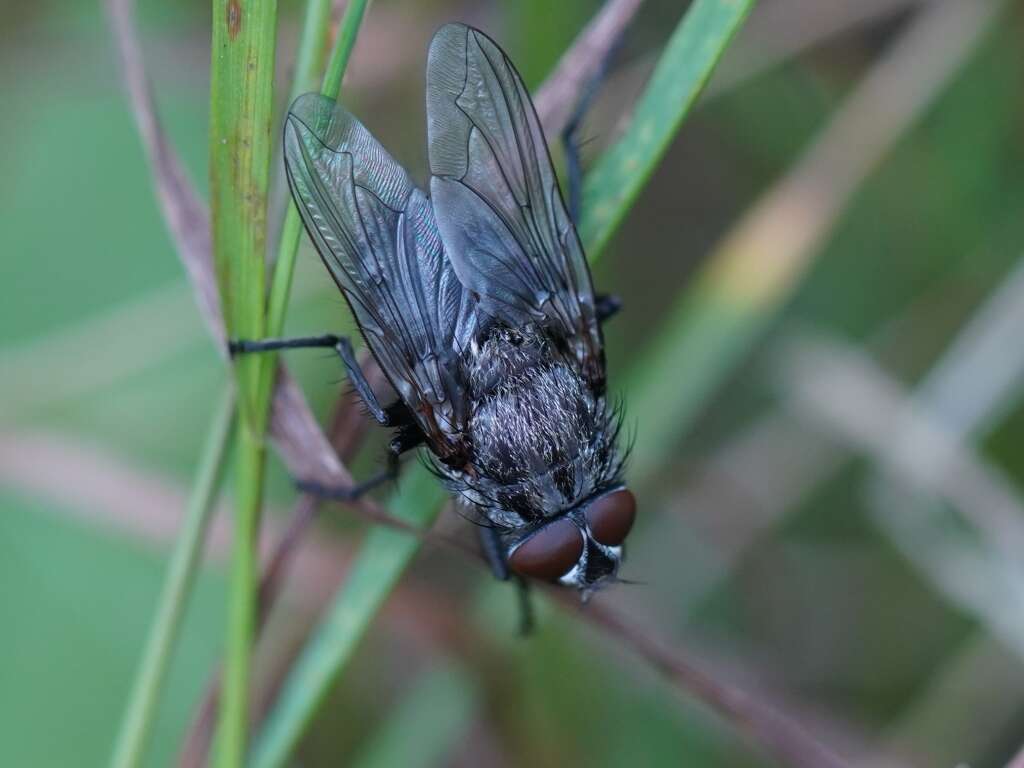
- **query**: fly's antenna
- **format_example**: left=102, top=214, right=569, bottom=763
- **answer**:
left=580, top=573, right=647, bottom=603
left=610, top=575, right=647, bottom=587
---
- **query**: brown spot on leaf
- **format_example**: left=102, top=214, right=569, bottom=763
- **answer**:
left=226, top=0, right=241, bottom=40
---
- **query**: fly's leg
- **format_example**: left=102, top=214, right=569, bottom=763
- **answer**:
left=332, top=336, right=408, bottom=426
left=595, top=293, right=622, bottom=324
left=230, top=333, right=423, bottom=500
left=479, top=525, right=510, bottom=581
left=515, top=578, right=535, bottom=636
left=229, top=334, right=410, bottom=426
left=558, top=38, right=625, bottom=328
left=296, top=467, right=395, bottom=502
left=296, top=423, right=426, bottom=501
left=479, top=526, right=535, bottom=635
left=229, top=333, right=340, bottom=354
left=561, top=30, right=626, bottom=226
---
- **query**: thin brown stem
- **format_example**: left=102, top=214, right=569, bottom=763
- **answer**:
left=555, top=595, right=850, bottom=768
left=533, top=0, right=645, bottom=132
left=106, top=0, right=222, bottom=342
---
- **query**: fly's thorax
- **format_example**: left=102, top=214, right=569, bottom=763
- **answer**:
left=466, top=324, right=548, bottom=397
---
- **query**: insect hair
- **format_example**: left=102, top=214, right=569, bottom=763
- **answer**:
left=433, top=357, right=627, bottom=529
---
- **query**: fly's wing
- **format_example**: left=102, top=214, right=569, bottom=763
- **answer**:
left=284, top=92, right=474, bottom=460
left=425, top=23, right=605, bottom=392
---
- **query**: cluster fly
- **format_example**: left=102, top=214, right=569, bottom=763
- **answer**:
left=234, top=23, right=636, bottom=601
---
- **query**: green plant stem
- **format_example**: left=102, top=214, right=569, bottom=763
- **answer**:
left=249, top=2, right=754, bottom=765
left=209, top=0, right=279, bottom=764
left=287, top=0, right=333, bottom=106
left=108, top=388, right=235, bottom=768
left=218, top=426, right=266, bottom=768
left=320, top=0, right=367, bottom=97
left=214, top=3, right=368, bottom=765
left=259, top=0, right=370, bottom=412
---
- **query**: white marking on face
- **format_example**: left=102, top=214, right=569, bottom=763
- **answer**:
left=558, top=561, right=584, bottom=586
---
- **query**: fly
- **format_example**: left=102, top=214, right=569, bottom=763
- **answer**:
left=233, top=24, right=635, bottom=600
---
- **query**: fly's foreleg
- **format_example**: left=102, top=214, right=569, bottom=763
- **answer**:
left=230, top=333, right=423, bottom=500
left=296, top=423, right=426, bottom=501
left=295, top=461, right=396, bottom=503
left=516, top=578, right=535, bottom=636
left=479, top=526, right=535, bottom=635
left=479, top=525, right=510, bottom=581
left=595, top=293, right=622, bottom=324
left=229, top=333, right=412, bottom=427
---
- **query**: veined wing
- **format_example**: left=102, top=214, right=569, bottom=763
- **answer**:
left=284, top=92, right=474, bottom=460
left=425, top=23, right=605, bottom=392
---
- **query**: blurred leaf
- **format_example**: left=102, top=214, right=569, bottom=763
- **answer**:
left=0, top=89, right=194, bottom=345
left=109, top=387, right=235, bottom=768
left=250, top=471, right=445, bottom=768
left=349, top=661, right=476, bottom=768
left=509, top=611, right=728, bottom=767
left=794, top=18, right=1023, bottom=341
left=624, top=0, right=1004, bottom=477
left=0, top=492, right=225, bottom=768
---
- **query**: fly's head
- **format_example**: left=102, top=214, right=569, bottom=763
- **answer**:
left=442, top=357, right=633, bottom=596
left=504, top=486, right=636, bottom=597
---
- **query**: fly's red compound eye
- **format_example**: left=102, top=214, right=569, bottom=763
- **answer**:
left=508, top=518, right=584, bottom=581
left=584, top=489, right=636, bottom=546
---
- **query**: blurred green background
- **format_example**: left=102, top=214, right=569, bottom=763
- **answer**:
left=3, top=0, right=1024, bottom=765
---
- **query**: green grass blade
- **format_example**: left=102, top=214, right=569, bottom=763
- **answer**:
left=212, top=0, right=368, bottom=760
left=579, top=0, right=756, bottom=258
left=287, top=0, right=333, bottom=106
left=349, top=662, right=477, bottom=768
left=249, top=3, right=754, bottom=765
left=208, top=0, right=279, bottom=765
left=319, top=0, right=369, bottom=98
left=108, top=387, right=235, bottom=768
